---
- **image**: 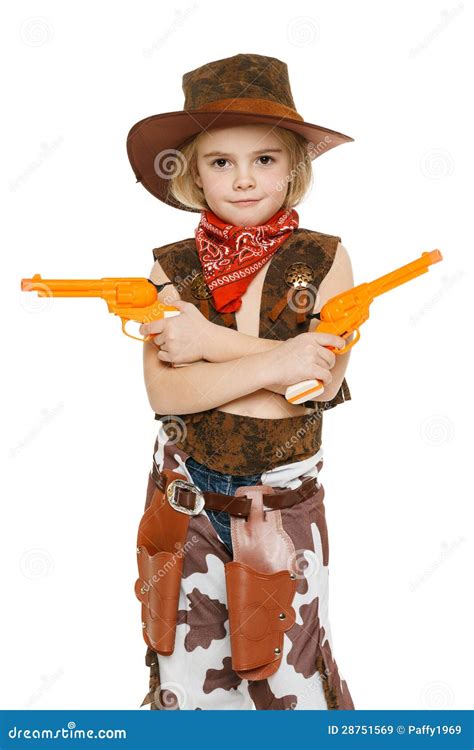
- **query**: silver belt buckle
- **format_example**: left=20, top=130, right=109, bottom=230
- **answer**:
left=166, top=479, right=205, bottom=516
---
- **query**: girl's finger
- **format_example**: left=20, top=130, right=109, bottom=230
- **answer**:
left=319, top=348, right=336, bottom=368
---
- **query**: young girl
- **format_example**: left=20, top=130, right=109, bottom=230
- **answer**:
left=128, top=52, right=355, bottom=711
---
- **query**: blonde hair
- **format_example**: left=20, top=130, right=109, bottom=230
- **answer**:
left=167, top=126, right=314, bottom=211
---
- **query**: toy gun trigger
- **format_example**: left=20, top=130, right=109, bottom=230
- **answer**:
left=121, top=317, right=148, bottom=342
left=336, top=328, right=360, bottom=354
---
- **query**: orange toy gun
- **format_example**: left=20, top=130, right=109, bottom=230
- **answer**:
left=285, top=249, right=443, bottom=405
left=20, top=275, right=179, bottom=341
left=21, top=251, right=443, bottom=402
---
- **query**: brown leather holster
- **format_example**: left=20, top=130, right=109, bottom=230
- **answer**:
left=135, top=467, right=191, bottom=655
left=136, top=470, right=299, bottom=679
left=225, top=484, right=298, bottom=681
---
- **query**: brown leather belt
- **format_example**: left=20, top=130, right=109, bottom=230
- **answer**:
left=151, top=459, right=320, bottom=519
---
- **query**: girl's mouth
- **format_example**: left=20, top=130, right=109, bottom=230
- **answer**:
left=231, top=199, right=261, bottom=206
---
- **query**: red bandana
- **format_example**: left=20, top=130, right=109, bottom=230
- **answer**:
left=194, top=207, right=299, bottom=313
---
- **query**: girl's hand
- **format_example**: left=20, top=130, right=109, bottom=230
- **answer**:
left=263, top=331, right=346, bottom=388
left=139, top=299, right=213, bottom=365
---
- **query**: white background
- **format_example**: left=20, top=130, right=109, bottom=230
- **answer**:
left=1, top=0, right=472, bottom=710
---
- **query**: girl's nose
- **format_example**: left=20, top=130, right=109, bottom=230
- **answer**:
left=233, top=173, right=255, bottom=189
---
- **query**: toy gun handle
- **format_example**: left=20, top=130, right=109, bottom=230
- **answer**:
left=285, top=329, right=360, bottom=405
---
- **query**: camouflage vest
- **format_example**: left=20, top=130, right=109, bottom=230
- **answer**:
left=151, top=228, right=351, bottom=475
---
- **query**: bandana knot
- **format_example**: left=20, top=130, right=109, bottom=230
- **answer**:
left=194, top=207, right=299, bottom=313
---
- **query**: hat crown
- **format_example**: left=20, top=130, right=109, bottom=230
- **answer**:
left=182, top=53, right=297, bottom=113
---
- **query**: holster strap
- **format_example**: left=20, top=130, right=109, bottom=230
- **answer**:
left=151, top=459, right=319, bottom=518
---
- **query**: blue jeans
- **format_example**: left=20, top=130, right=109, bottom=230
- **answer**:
left=185, top=456, right=262, bottom=556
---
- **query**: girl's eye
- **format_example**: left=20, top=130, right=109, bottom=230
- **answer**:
left=211, top=155, right=275, bottom=168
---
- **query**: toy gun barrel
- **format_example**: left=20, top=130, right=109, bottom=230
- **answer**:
left=21, top=274, right=108, bottom=296
left=367, top=250, right=443, bottom=300
left=20, top=273, right=158, bottom=305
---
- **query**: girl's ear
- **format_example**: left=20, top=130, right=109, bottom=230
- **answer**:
left=195, top=173, right=203, bottom=188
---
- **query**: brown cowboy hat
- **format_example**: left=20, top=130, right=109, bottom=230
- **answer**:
left=126, top=52, right=354, bottom=213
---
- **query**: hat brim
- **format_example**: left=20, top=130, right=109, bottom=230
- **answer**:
left=126, top=109, right=354, bottom=213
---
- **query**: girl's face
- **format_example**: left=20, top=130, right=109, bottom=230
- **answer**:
left=194, top=124, right=292, bottom=225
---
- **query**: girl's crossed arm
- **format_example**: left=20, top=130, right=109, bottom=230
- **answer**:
left=188, top=242, right=354, bottom=402
left=141, top=253, right=349, bottom=414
